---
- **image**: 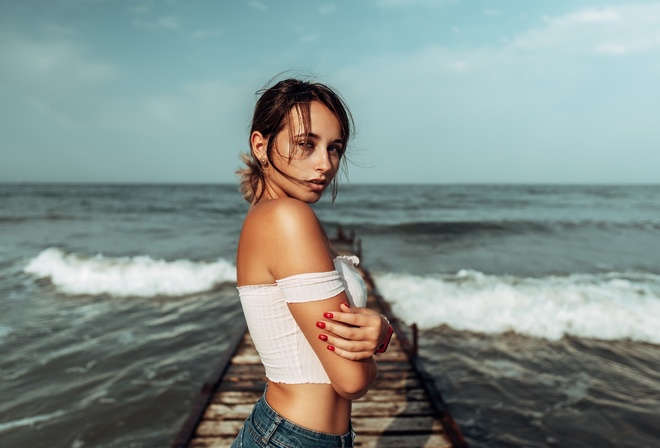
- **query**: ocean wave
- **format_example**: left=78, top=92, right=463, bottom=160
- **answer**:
left=0, top=409, right=67, bottom=434
left=0, top=214, right=81, bottom=224
left=374, top=270, right=660, bottom=344
left=327, top=219, right=660, bottom=237
left=0, top=324, right=11, bottom=343
left=23, top=248, right=236, bottom=297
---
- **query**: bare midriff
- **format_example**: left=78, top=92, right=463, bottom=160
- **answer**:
left=265, top=381, right=352, bottom=434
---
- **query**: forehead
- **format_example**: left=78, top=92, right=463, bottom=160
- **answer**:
left=287, top=101, right=342, bottom=136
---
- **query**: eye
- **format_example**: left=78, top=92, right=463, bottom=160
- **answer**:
left=297, top=140, right=314, bottom=149
left=328, top=145, right=343, bottom=155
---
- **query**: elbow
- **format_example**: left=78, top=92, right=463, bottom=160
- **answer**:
left=336, top=383, right=371, bottom=401
left=333, top=360, right=377, bottom=400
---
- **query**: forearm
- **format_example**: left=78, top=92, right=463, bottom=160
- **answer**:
left=332, top=356, right=377, bottom=400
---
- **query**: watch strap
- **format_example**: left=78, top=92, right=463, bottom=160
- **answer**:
left=375, top=324, right=394, bottom=354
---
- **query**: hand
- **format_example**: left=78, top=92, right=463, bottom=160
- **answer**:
left=317, top=302, right=390, bottom=361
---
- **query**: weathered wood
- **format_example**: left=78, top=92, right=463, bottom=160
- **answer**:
left=188, top=438, right=236, bottom=448
left=196, top=420, right=245, bottom=437
left=353, top=388, right=428, bottom=402
left=351, top=400, right=435, bottom=416
left=211, top=391, right=262, bottom=405
left=356, top=434, right=453, bottom=448
left=189, top=434, right=453, bottom=448
left=174, top=229, right=466, bottom=448
left=352, top=415, right=445, bottom=433
left=202, top=403, right=257, bottom=420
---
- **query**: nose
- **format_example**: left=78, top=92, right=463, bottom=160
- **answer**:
left=315, top=146, right=332, bottom=173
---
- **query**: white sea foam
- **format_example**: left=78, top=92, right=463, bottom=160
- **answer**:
left=23, top=248, right=236, bottom=297
left=0, top=324, right=12, bottom=342
left=374, top=270, right=660, bottom=343
left=0, top=409, right=66, bottom=433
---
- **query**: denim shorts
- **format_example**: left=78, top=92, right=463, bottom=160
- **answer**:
left=230, top=392, right=355, bottom=448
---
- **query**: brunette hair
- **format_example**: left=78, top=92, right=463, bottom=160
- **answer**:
left=238, top=78, right=353, bottom=203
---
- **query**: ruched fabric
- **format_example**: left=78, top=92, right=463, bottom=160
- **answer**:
left=276, top=270, right=344, bottom=303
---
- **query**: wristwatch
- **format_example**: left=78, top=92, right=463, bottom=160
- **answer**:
left=375, top=324, right=394, bottom=354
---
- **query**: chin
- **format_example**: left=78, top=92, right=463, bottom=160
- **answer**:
left=302, top=194, right=322, bottom=204
left=298, top=190, right=325, bottom=204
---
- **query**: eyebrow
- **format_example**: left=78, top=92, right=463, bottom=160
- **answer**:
left=293, top=132, right=344, bottom=144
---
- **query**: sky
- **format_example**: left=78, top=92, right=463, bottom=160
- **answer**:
left=1, top=0, right=659, bottom=184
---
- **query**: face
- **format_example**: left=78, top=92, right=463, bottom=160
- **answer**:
left=255, top=101, right=344, bottom=203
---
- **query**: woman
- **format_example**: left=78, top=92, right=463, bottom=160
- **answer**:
left=232, top=78, right=393, bottom=447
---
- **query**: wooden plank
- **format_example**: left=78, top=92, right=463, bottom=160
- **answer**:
left=356, top=434, right=453, bottom=448
left=351, top=400, right=435, bottom=416
left=352, top=416, right=445, bottom=434
left=189, top=434, right=453, bottom=448
left=211, top=391, right=262, bottom=405
left=354, top=388, right=428, bottom=402
left=229, top=353, right=262, bottom=364
left=196, top=420, right=244, bottom=437
left=188, top=438, right=236, bottom=448
left=203, top=403, right=258, bottom=420
left=217, top=380, right=266, bottom=392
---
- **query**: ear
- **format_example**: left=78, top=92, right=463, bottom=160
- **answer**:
left=250, top=131, right=267, bottom=161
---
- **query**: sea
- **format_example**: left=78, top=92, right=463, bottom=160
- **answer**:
left=1, top=183, right=659, bottom=448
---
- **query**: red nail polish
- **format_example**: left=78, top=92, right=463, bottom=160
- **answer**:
left=318, top=334, right=328, bottom=341
left=341, top=302, right=350, bottom=308
left=327, top=345, right=335, bottom=351
left=316, top=321, right=326, bottom=329
left=323, top=312, right=333, bottom=319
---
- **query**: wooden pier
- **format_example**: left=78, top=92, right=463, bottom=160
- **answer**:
left=172, top=229, right=467, bottom=448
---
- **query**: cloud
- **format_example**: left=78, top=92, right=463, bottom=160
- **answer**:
left=295, top=30, right=318, bottom=44
left=95, top=78, right=255, bottom=133
left=375, top=0, right=457, bottom=7
left=0, top=33, right=118, bottom=92
left=334, top=4, right=660, bottom=112
left=514, top=5, right=660, bottom=56
left=43, top=23, right=79, bottom=36
left=595, top=43, right=628, bottom=55
left=129, top=4, right=152, bottom=15
left=319, top=4, right=336, bottom=15
left=482, top=9, right=500, bottom=17
left=133, top=15, right=181, bottom=30
left=554, top=9, right=621, bottom=24
left=249, top=1, right=268, bottom=12
left=329, top=4, right=660, bottom=182
left=0, top=33, right=119, bottom=125
left=193, top=29, right=223, bottom=39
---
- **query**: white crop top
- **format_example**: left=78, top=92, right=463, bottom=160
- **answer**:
left=237, top=255, right=368, bottom=384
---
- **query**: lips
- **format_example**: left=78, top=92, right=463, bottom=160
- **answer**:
left=306, top=178, right=327, bottom=191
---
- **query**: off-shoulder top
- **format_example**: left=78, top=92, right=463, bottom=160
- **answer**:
left=236, top=255, right=368, bottom=384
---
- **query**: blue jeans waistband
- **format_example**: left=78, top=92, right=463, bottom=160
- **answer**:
left=241, top=392, right=355, bottom=447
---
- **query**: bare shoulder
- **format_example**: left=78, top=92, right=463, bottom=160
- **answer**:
left=248, top=197, right=318, bottom=227
left=239, top=198, right=333, bottom=280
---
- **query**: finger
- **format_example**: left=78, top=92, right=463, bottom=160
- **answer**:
left=325, top=343, right=373, bottom=361
left=318, top=320, right=368, bottom=341
left=339, top=302, right=352, bottom=312
left=339, top=304, right=378, bottom=317
left=324, top=310, right=377, bottom=328
left=319, top=332, right=373, bottom=352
